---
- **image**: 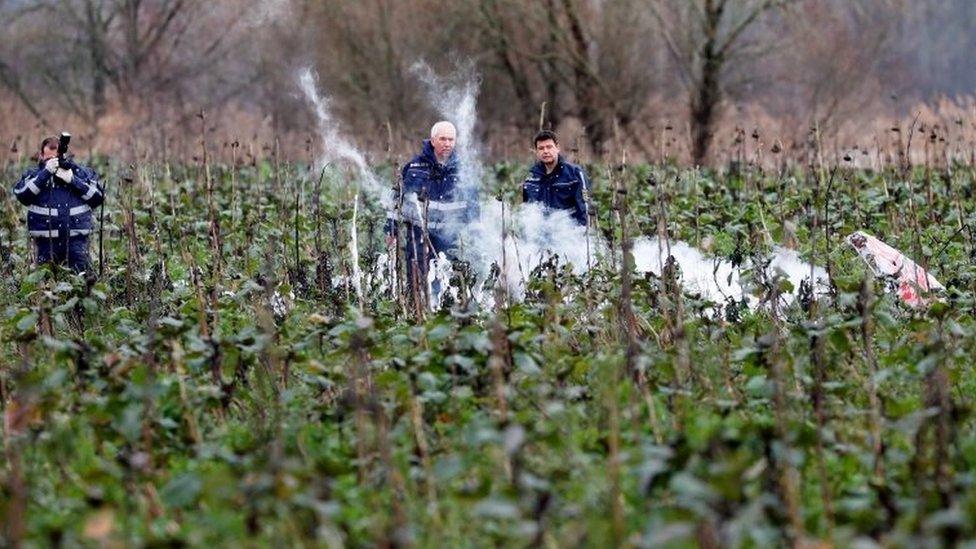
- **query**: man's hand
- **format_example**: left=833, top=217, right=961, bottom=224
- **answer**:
left=386, top=234, right=395, bottom=248
left=44, top=158, right=59, bottom=174
left=55, top=167, right=73, bottom=184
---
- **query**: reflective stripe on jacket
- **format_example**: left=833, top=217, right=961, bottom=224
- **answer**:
left=523, top=156, right=590, bottom=226
left=12, top=158, right=104, bottom=238
left=386, top=140, right=478, bottom=251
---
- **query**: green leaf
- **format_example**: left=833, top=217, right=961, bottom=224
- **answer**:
left=514, top=352, right=541, bottom=376
left=473, top=498, right=520, bottom=520
left=16, top=311, right=38, bottom=332
left=160, top=473, right=202, bottom=508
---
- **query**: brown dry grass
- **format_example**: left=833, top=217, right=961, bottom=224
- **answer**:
left=3, top=90, right=974, bottom=169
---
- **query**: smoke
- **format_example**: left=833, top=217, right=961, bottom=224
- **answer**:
left=298, top=67, right=392, bottom=311
left=390, top=63, right=832, bottom=313
left=457, top=202, right=604, bottom=301
left=766, top=246, right=831, bottom=303
left=632, top=237, right=830, bottom=312
left=242, top=0, right=294, bottom=29
left=410, top=61, right=483, bottom=195
left=297, top=68, right=387, bottom=202
left=408, top=63, right=610, bottom=301
left=633, top=238, right=745, bottom=302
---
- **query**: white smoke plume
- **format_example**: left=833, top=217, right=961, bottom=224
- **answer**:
left=297, top=68, right=388, bottom=203
left=632, top=237, right=830, bottom=312
left=457, top=202, right=604, bottom=301
left=298, top=68, right=392, bottom=310
left=409, top=63, right=610, bottom=302
left=300, top=61, right=830, bottom=314
left=633, top=238, right=745, bottom=302
left=409, top=61, right=483, bottom=196
left=242, top=0, right=294, bottom=29
left=297, top=62, right=606, bottom=307
left=767, top=246, right=831, bottom=302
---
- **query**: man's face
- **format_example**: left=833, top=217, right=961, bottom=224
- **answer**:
left=40, top=142, right=58, bottom=161
left=535, top=139, right=559, bottom=166
left=432, top=130, right=456, bottom=161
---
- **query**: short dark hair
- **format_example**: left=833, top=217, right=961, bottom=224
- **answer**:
left=31, top=136, right=58, bottom=162
left=533, top=130, right=558, bottom=147
left=39, top=136, right=58, bottom=152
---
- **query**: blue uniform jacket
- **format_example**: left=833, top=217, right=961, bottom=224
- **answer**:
left=388, top=140, right=478, bottom=250
left=523, top=156, right=590, bottom=226
left=12, top=158, right=104, bottom=239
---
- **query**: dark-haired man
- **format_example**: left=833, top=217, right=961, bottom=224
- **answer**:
left=12, top=136, right=104, bottom=273
left=522, top=130, right=590, bottom=226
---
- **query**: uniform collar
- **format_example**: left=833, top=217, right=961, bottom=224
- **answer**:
left=420, top=139, right=458, bottom=169
left=531, top=155, right=565, bottom=177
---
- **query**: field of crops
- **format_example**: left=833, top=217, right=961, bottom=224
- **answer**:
left=2, top=151, right=976, bottom=547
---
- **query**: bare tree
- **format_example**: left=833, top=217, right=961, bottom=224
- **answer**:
left=0, top=0, right=253, bottom=129
left=772, top=1, right=898, bottom=137
left=473, top=0, right=537, bottom=127
left=0, top=1, right=59, bottom=122
left=0, top=0, right=971, bottom=162
left=469, top=0, right=659, bottom=155
left=650, top=0, right=797, bottom=166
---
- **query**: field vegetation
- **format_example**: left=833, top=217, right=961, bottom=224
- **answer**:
left=3, top=129, right=976, bottom=547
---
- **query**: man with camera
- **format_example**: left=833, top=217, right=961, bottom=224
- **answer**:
left=12, top=134, right=104, bottom=274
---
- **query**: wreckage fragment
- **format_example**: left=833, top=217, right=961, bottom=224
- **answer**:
left=846, top=231, right=944, bottom=307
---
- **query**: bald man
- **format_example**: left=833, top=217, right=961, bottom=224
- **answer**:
left=387, top=121, right=478, bottom=301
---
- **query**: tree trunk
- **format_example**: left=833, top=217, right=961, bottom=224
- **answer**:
left=690, top=57, right=720, bottom=166
left=481, top=0, right=536, bottom=127
left=561, top=0, right=608, bottom=155
left=691, top=0, right=724, bottom=166
left=375, top=0, right=405, bottom=124
left=84, top=0, right=109, bottom=120
left=540, top=0, right=563, bottom=130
